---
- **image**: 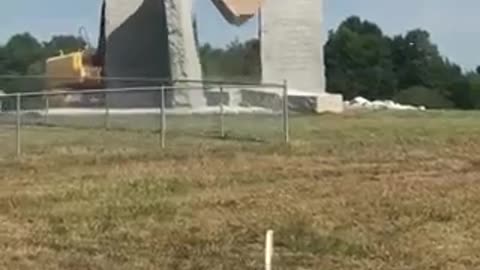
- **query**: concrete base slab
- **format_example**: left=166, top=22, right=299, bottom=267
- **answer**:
left=206, top=87, right=344, bottom=113
left=314, top=93, right=344, bottom=113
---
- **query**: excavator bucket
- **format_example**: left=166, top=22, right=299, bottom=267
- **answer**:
left=212, top=0, right=264, bottom=25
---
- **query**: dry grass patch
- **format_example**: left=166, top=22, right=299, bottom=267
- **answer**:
left=2, top=111, right=480, bottom=269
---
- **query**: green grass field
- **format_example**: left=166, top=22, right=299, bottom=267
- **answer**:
left=2, top=111, right=480, bottom=269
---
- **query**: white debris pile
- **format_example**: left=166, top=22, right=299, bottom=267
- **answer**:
left=345, top=97, right=426, bottom=111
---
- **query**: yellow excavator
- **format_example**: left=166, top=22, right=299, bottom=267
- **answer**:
left=45, top=50, right=102, bottom=90
left=45, top=16, right=106, bottom=91
left=44, top=25, right=105, bottom=106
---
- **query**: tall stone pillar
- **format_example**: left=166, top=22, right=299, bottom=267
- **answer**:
left=261, top=0, right=325, bottom=92
left=164, top=0, right=206, bottom=107
left=261, top=0, right=343, bottom=112
left=103, top=0, right=205, bottom=108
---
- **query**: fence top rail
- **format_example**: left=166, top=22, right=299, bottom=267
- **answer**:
left=0, top=83, right=284, bottom=98
left=0, top=75, right=285, bottom=88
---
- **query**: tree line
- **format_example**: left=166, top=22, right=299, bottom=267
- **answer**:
left=325, top=16, right=480, bottom=109
left=1, top=16, right=479, bottom=109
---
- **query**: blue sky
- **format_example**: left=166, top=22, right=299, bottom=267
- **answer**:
left=0, top=0, right=478, bottom=70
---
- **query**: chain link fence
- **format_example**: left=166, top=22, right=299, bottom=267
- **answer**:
left=0, top=76, right=289, bottom=156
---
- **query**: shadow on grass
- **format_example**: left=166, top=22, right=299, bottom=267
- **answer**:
left=203, top=131, right=267, bottom=144
left=26, top=122, right=270, bottom=144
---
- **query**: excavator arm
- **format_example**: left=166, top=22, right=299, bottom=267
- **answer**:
left=211, top=0, right=264, bottom=25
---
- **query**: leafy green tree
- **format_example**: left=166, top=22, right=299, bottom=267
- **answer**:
left=0, top=46, right=6, bottom=74
left=466, top=73, right=480, bottom=108
left=3, top=33, right=43, bottom=74
left=390, top=29, right=473, bottom=108
left=199, top=38, right=260, bottom=82
left=43, top=35, right=86, bottom=57
left=394, top=86, right=454, bottom=109
left=325, top=16, right=397, bottom=100
left=391, top=29, right=443, bottom=90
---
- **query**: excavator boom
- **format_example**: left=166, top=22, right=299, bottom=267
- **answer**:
left=212, top=0, right=263, bottom=25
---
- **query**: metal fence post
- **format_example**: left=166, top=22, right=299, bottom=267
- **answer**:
left=16, top=93, right=21, bottom=156
left=220, top=86, right=225, bottom=138
left=44, top=94, right=49, bottom=126
left=282, top=80, right=290, bottom=144
left=104, top=92, right=110, bottom=130
left=160, top=86, right=166, bottom=149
